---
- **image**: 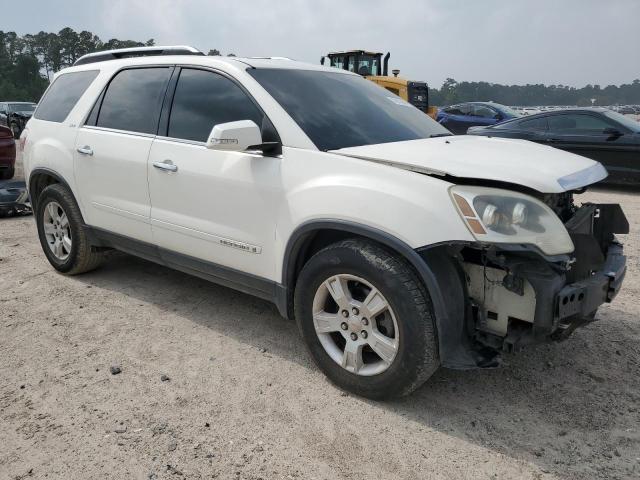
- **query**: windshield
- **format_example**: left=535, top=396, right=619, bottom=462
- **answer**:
left=248, top=69, right=451, bottom=151
left=604, top=110, right=640, bottom=133
left=9, top=103, right=36, bottom=112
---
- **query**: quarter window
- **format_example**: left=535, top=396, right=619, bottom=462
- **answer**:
left=167, top=69, right=264, bottom=142
left=34, top=70, right=99, bottom=123
left=96, top=67, right=171, bottom=134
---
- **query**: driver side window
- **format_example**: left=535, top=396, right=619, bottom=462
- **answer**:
left=167, top=68, right=265, bottom=143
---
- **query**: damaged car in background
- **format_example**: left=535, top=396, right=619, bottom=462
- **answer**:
left=22, top=50, right=628, bottom=399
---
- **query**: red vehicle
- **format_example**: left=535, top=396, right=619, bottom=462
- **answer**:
left=0, top=124, right=16, bottom=179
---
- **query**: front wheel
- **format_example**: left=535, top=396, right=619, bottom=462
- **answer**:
left=294, top=239, right=440, bottom=399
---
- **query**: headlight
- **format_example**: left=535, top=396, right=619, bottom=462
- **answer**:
left=450, top=185, right=574, bottom=255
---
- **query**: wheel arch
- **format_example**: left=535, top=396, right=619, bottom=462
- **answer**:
left=281, top=219, right=478, bottom=368
left=28, top=168, right=76, bottom=213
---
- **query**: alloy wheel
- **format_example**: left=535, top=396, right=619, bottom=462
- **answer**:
left=312, top=274, right=399, bottom=376
left=42, top=201, right=72, bottom=261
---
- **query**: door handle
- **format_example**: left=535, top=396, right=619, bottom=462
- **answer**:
left=77, top=145, right=93, bottom=156
left=153, top=160, right=178, bottom=172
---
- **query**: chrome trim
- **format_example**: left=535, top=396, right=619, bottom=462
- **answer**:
left=558, top=163, right=608, bottom=190
left=151, top=218, right=262, bottom=254
left=154, top=136, right=206, bottom=147
left=81, top=125, right=156, bottom=139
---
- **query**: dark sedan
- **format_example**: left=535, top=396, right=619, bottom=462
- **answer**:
left=0, top=102, right=37, bottom=138
left=0, top=125, right=16, bottom=180
left=468, top=108, right=640, bottom=185
left=435, top=102, right=520, bottom=135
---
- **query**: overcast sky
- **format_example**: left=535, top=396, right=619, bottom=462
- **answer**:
left=4, top=0, right=639, bottom=88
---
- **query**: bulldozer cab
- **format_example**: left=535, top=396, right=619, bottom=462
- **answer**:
left=323, top=50, right=386, bottom=77
left=321, top=50, right=436, bottom=118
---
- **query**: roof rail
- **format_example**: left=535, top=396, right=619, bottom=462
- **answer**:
left=73, top=45, right=204, bottom=66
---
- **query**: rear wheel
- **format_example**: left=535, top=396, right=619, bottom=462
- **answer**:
left=295, top=238, right=439, bottom=399
left=36, top=183, right=105, bottom=274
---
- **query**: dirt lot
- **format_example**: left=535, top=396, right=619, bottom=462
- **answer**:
left=1, top=156, right=639, bottom=480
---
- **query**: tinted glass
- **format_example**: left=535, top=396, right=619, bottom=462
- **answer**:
left=34, top=70, right=99, bottom=122
left=472, top=105, right=497, bottom=118
left=249, top=69, right=450, bottom=151
left=511, top=116, right=547, bottom=131
left=9, top=103, right=36, bottom=112
left=444, top=104, right=470, bottom=115
left=97, top=68, right=171, bottom=134
left=168, top=69, right=264, bottom=142
left=548, top=114, right=614, bottom=132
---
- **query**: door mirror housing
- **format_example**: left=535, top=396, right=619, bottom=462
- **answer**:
left=603, top=127, right=623, bottom=139
left=206, top=120, right=263, bottom=152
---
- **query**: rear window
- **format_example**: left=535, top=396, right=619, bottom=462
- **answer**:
left=96, top=67, right=171, bottom=135
left=34, top=70, right=99, bottom=122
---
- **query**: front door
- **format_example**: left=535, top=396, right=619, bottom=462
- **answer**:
left=148, top=67, right=282, bottom=281
left=544, top=113, right=638, bottom=182
left=74, top=67, right=172, bottom=243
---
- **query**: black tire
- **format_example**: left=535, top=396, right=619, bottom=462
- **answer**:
left=294, top=238, right=439, bottom=399
left=0, top=166, right=14, bottom=180
left=35, top=183, right=105, bottom=275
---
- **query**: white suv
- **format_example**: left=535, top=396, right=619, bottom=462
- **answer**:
left=22, top=46, right=628, bottom=398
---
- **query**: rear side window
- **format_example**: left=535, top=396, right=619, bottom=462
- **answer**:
left=167, top=68, right=264, bottom=142
left=34, top=70, right=99, bottom=122
left=96, top=67, right=171, bottom=135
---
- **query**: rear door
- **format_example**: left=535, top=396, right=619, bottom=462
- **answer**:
left=544, top=113, right=637, bottom=182
left=74, top=66, right=172, bottom=243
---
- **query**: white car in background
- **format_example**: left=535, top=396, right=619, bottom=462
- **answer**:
left=21, top=46, right=628, bottom=398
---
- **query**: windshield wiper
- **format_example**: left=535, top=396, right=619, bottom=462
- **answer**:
left=429, top=133, right=453, bottom=138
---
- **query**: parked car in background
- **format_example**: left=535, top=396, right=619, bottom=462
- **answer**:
left=435, top=102, right=520, bottom=134
left=468, top=108, right=640, bottom=184
left=0, top=124, right=16, bottom=179
left=0, top=102, right=37, bottom=138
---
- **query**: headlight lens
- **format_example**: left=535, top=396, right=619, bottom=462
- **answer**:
left=450, top=185, right=574, bottom=255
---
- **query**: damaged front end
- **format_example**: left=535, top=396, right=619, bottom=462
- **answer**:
left=418, top=193, right=628, bottom=369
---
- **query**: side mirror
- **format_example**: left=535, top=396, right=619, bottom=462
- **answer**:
left=603, top=127, right=623, bottom=139
left=206, top=120, right=263, bottom=152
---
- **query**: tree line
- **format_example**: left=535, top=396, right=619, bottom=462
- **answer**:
left=429, top=77, right=640, bottom=107
left=1, top=28, right=639, bottom=106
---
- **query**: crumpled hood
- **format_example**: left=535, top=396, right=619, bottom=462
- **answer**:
left=330, top=135, right=607, bottom=193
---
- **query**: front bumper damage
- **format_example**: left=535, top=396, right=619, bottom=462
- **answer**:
left=418, top=202, right=628, bottom=369
left=465, top=203, right=628, bottom=352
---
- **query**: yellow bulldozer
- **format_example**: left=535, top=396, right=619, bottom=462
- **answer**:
left=320, top=50, right=437, bottom=118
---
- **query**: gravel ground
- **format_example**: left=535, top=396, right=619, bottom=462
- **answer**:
left=1, top=155, right=639, bottom=480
